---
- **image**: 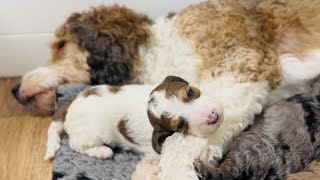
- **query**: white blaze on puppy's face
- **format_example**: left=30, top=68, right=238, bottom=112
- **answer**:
left=148, top=76, right=224, bottom=153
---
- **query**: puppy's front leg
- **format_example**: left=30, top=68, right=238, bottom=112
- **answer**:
left=132, top=152, right=160, bottom=180
left=158, top=133, right=208, bottom=180
left=45, top=121, right=64, bottom=160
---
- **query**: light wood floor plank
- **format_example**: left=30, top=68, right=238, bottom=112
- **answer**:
left=0, top=77, right=52, bottom=180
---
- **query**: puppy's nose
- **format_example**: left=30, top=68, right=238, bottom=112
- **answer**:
left=11, top=83, right=21, bottom=98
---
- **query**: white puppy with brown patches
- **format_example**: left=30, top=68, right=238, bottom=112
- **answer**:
left=45, top=84, right=156, bottom=160
left=133, top=74, right=268, bottom=180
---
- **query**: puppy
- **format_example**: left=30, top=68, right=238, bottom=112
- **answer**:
left=46, top=75, right=227, bottom=160
left=45, top=83, right=155, bottom=160
left=193, top=75, right=320, bottom=180
left=133, top=74, right=268, bottom=179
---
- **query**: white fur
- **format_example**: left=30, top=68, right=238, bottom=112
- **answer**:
left=45, top=84, right=156, bottom=159
left=45, top=121, right=64, bottom=160
left=268, top=50, right=320, bottom=104
left=136, top=16, right=202, bottom=86
left=159, top=133, right=208, bottom=180
left=137, top=74, right=269, bottom=180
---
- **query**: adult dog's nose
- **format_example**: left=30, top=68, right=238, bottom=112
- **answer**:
left=11, top=83, right=21, bottom=98
left=11, top=83, right=30, bottom=105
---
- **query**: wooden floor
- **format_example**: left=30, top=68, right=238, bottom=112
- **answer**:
left=0, top=77, right=52, bottom=180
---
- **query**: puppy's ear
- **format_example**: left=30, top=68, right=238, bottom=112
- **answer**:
left=151, top=130, right=173, bottom=154
left=163, top=76, right=188, bottom=84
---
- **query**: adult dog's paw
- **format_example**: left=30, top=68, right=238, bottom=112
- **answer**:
left=193, top=159, right=211, bottom=180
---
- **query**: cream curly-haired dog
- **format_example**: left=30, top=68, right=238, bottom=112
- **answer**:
left=11, top=0, right=320, bottom=179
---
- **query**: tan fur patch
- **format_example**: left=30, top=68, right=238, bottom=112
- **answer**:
left=52, top=96, right=76, bottom=121
left=117, top=118, right=138, bottom=145
left=257, top=0, right=320, bottom=57
left=83, top=88, right=99, bottom=98
left=288, top=161, right=320, bottom=180
left=48, top=42, right=90, bottom=84
left=175, top=1, right=282, bottom=88
left=108, top=86, right=121, bottom=94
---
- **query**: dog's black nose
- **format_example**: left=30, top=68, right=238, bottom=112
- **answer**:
left=11, top=83, right=21, bottom=98
left=11, top=83, right=31, bottom=105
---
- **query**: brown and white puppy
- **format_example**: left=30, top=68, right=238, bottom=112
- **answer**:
left=133, top=74, right=268, bottom=179
left=45, top=83, right=154, bottom=160
left=13, top=0, right=320, bottom=116
left=46, top=76, right=224, bottom=161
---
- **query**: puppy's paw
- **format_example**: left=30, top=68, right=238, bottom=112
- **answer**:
left=44, top=143, right=60, bottom=160
left=85, top=146, right=113, bottom=159
left=194, top=159, right=211, bottom=180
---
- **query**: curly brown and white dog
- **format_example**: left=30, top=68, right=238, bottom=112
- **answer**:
left=12, top=0, right=320, bottom=115
left=11, top=0, right=320, bottom=179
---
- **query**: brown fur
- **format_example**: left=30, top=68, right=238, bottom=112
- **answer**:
left=149, top=76, right=196, bottom=153
left=175, top=0, right=320, bottom=88
left=117, top=118, right=138, bottom=145
left=166, top=12, right=176, bottom=19
left=251, top=0, right=320, bottom=58
left=175, top=1, right=281, bottom=88
left=52, top=4, right=152, bottom=85
left=151, top=76, right=200, bottom=103
left=82, top=87, right=99, bottom=98
left=52, top=96, right=76, bottom=121
left=108, top=86, right=122, bottom=94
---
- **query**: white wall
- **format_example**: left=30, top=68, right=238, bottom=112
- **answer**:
left=0, top=0, right=200, bottom=77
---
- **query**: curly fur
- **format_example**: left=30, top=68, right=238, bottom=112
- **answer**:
left=13, top=0, right=320, bottom=116
left=53, top=5, right=152, bottom=85
left=194, top=75, right=320, bottom=180
left=175, top=1, right=281, bottom=88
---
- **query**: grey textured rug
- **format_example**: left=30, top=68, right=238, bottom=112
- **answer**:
left=52, top=84, right=143, bottom=180
left=52, top=136, right=143, bottom=180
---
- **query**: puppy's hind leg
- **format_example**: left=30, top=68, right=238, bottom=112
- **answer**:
left=68, top=133, right=114, bottom=160
left=84, top=146, right=113, bottom=160
left=45, top=121, right=64, bottom=160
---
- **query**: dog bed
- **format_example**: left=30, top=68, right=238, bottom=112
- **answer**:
left=52, top=84, right=143, bottom=180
